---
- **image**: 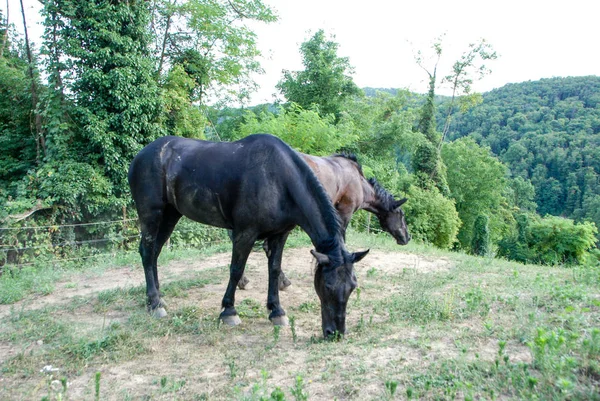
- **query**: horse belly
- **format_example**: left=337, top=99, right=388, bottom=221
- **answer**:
left=170, top=186, right=232, bottom=229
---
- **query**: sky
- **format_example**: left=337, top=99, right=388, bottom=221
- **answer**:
left=5, top=0, right=600, bottom=105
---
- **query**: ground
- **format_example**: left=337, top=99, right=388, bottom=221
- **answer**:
left=0, top=233, right=598, bottom=400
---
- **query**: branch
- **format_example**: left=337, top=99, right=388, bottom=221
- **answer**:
left=227, top=0, right=249, bottom=19
left=6, top=202, right=51, bottom=222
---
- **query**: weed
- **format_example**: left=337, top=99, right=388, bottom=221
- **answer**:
left=289, top=315, right=297, bottom=343
left=95, top=371, right=101, bottom=401
left=290, top=375, right=308, bottom=401
left=384, top=380, right=397, bottom=399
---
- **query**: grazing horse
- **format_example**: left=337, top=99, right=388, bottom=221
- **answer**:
left=128, top=134, right=369, bottom=338
left=239, top=152, right=410, bottom=290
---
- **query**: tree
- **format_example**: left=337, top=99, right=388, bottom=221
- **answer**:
left=471, top=214, right=490, bottom=256
left=442, top=137, right=509, bottom=249
left=277, top=29, right=361, bottom=120
left=151, top=0, right=277, bottom=106
left=39, top=0, right=164, bottom=214
left=0, top=10, right=38, bottom=196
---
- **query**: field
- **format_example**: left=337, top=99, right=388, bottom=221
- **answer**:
left=1, top=231, right=599, bottom=400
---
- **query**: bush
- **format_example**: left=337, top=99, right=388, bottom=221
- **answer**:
left=235, top=103, right=357, bottom=155
left=402, top=185, right=461, bottom=249
left=498, top=213, right=598, bottom=266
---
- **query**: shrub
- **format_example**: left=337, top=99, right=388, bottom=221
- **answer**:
left=402, top=185, right=461, bottom=249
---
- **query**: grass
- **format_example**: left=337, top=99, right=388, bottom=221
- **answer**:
left=1, top=229, right=599, bottom=399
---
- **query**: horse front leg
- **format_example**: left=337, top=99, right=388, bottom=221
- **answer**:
left=266, top=232, right=290, bottom=326
left=220, top=231, right=255, bottom=326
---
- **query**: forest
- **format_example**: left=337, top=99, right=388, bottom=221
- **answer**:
left=0, top=0, right=598, bottom=268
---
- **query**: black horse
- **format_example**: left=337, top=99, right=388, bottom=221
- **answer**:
left=128, top=134, right=369, bottom=338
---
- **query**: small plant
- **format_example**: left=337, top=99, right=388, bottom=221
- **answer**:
left=95, top=371, right=101, bottom=401
left=227, top=359, right=238, bottom=380
left=289, top=315, right=297, bottom=343
left=385, top=380, right=398, bottom=399
left=273, top=325, right=281, bottom=343
left=290, top=375, right=308, bottom=401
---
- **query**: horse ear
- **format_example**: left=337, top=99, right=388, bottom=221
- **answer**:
left=393, top=198, right=407, bottom=209
left=351, top=249, right=370, bottom=263
left=311, top=250, right=330, bottom=265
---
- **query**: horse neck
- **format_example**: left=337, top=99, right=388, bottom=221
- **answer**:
left=360, top=177, right=384, bottom=215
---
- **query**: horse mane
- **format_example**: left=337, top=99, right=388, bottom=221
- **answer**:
left=287, top=148, right=344, bottom=261
left=368, top=177, right=398, bottom=212
left=333, top=152, right=365, bottom=176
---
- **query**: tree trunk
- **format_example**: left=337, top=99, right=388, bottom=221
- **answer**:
left=19, top=0, right=45, bottom=162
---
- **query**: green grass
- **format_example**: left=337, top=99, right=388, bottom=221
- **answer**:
left=1, top=229, right=600, bottom=400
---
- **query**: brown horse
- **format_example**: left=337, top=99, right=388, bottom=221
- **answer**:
left=239, top=152, right=410, bottom=290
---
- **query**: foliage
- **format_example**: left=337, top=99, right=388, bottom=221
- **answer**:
left=151, top=0, right=277, bottom=106
left=161, top=64, right=207, bottom=138
left=498, top=213, right=598, bottom=265
left=448, top=76, right=600, bottom=237
left=234, top=103, right=357, bottom=154
left=402, top=185, right=461, bottom=249
left=528, top=216, right=598, bottom=265
left=0, top=20, right=39, bottom=197
left=277, top=29, right=361, bottom=120
left=442, top=137, right=510, bottom=249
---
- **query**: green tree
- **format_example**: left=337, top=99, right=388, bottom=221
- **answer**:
left=39, top=0, right=164, bottom=212
left=0, top=13, right=38, bottom=196
left=277, top=29, right=361, bottom=120
left=152, top=0, right=277, bottom=106
left=402, top=185, right=461, bottom=249
left=235, top=103, right=357, bottom=155
left=442, top=137, right=509, bottom=249
left=471, top=214, right=490, bottom=256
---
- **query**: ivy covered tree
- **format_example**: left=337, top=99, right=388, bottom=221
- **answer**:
left=277, top=29, right=361, bottom=120
left=0, top=10, right=39, bottom=198
left=38, top=0, right=164, bottom=215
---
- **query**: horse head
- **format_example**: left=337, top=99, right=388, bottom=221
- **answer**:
left=311, top=248, right=369, bottom=339
left=377, top=198, right=411, bottom=245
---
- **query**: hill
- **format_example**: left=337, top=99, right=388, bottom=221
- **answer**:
left=446, top=76, right=600, bottom=229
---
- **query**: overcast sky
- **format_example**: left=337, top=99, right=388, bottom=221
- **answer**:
left=5, top=0, right=599, bottom=105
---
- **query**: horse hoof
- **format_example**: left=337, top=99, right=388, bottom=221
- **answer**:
left=270, top=315, right=289, bottom=326
left=151, top=307, right=168, bottom=318
left=221, top=315, right=242, bottom=326
left=278, top=279, right=292, bottom=291
left=238, top=276, right=250, bottom=290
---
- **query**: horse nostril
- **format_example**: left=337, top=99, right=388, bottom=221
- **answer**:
left=324, top=328, right=335, bottom=338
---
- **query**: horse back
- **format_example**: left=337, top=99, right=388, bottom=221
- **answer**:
left=129, top=135, right=310, bottom=232
left=301, top=153, right=365, bottom=217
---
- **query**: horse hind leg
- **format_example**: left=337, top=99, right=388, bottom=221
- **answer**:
left=138, top=205, right=180, bottom=318
left=266, top=232, right=290, bottom=326
left=138, top=217, right=165, bottom=318
left=154, top=205, right=182, bottom=307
